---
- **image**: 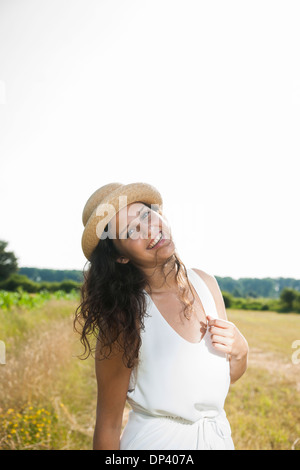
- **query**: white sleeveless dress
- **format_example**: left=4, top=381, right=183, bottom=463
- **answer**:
left=120, top=268, right=234, bottom=450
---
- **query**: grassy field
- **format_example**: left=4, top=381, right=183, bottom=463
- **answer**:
left=0, top=300, right=299, bottom=450
left=226, top=310, right=300, bottom=450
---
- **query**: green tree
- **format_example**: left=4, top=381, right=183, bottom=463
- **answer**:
left=221, top=291, right=232, bottom=308
left=0, top=240, right=18, bottom=282
left=280, top=288, right=296, bottom=306
left=279, top=287, right=297, bottom=312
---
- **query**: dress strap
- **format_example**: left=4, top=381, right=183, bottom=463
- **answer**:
left=187, top=268, right=220, bottom=319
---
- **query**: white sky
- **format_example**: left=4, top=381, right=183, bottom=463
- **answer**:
left=0, top=0, right=299, bottom=279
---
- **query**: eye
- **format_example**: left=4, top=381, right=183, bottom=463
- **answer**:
left=141, top=210, right=150, bottom=219
left=127, top=227, right=135, bottom=237
left=126, top=210, right=150, bottom=238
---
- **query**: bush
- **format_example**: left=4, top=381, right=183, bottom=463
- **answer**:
left=280, top=288, right=296, bottom=309
left=244, top=301, right=265, bottom=311
left=0, top=274, right=38, bottom=293
left=261, top=304, right=269, bottom=311
left=230, top=297, right=248, bottom=310
left=277, top=288, right=300, bottom=313
left=222, top=291, right=232, bottom=308
left=56, top=280, right=80, bottom=293
left=0, top=274, right=81, bottom=294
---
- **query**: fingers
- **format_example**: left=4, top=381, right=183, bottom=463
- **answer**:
left=207, top=315, right=248, bottom=360
left=210, top=342, right=229, bottom=353
left=207, top=315, right=233, bottom=329
left=211, top=334, right=233, bottom=346
left=206, top=315, right=235, bottom=354
left=209, top=325, right=231, bottom=337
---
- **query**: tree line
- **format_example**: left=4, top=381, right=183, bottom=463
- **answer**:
left=17, top=269, right=300, bottom=299
left=1, top=240, right=299, bottom=312
left=0, top=241, right=81, bottom=293
left=215, top=276, right=300, bottom=299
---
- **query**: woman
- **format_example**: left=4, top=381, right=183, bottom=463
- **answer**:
left=75, top=182, right=248, bottom=450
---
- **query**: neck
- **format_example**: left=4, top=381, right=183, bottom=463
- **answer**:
left=142, top=257, right=180, bottom=294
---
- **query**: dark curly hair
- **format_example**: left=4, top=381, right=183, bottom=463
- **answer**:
left=74, top=206, right=196, bottom=370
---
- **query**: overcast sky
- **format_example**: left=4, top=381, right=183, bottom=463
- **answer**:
left=0, top=0, right=299, bottom=279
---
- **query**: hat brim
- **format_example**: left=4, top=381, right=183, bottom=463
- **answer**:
left=81, top=182, right=163, bottom=260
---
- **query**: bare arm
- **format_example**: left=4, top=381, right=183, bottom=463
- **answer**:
left=93, top=338, right=132, bottom=450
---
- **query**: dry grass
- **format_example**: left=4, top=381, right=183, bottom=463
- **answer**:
left=1, top=303, right=299, bottom=449
left=225, top=310, right=300, bottom=450
left=0, top=320, right=71, bottom=409
left=0, top=300, right=96, bottom=449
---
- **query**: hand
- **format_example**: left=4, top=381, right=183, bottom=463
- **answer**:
left=207, top=316, right=249, bottom=360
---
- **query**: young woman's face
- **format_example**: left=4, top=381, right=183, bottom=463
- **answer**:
left=110, top=202, right=175, bottom=267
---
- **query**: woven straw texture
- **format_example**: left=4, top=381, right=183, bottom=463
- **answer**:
left=81, top=182, right=163, bottom=260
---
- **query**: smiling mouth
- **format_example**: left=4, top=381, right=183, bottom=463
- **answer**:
left=147, top=231, right=164, bottom=249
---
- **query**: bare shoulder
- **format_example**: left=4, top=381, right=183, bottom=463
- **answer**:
left=191, top=268, right=228, bottom=321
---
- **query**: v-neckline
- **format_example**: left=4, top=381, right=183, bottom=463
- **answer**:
left=143, top=269, right=208, bottom=346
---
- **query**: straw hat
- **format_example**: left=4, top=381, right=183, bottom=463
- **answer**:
left=81, top=182, right=163, bottom=260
